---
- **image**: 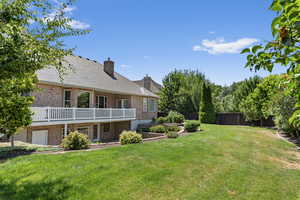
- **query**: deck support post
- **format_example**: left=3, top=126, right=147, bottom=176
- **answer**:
left=64, top=124, right=68, bottom=137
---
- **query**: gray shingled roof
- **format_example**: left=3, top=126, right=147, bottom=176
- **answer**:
left=37, top=56, right=159, bottom=98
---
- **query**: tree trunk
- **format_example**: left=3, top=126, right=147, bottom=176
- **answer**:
left=260, top=119, right=263, bottom=127
left=10, top=135, right=14, bottom=148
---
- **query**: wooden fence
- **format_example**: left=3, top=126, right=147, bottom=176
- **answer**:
left=216, top=112, right=275, bottom=127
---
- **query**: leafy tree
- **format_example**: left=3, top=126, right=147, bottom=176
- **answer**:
left=240, top=75, right=282, bottom=126
left=177, top=70, right=206, bottom=117
left=232, top=76, right=262, bottom=111
left=159, top=70, right=183, bottom=116
left=0, top=0, right=88, bottom=146
left=159, top=70, right=206, bottom=119
left=200, top=83, right=216, bottom=123
left=210, top=83, right=224, bottom=113
left=242, top=0, right=300, bottom=129
left=271, top=90, right=296, bottom=133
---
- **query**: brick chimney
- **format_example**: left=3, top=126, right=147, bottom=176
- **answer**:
left=143, top=74, right=151, bottom=91
left=104, top=57, right=114, bottom=77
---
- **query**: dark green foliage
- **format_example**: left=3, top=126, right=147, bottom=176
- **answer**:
left=233, top=76, right=262, bottom=111
left=241, top=0, right=300, bottom=130
left=159, top=71, right=183, bottom=116
left=61, top=131, right=90, bottom=150
left=0, top=77, right=36, bottom=142
left=119, top=131, right=143, bottom=145
left=210, top=76, right=261, bottom=113
left=166, top=126, right=181, bottom=132
left=166, top=132, right=179, bottom=138
left=0, top=0, right=88, bottom=146
left=240, top=75, right=282, bottom=123
left=159, top=70, right=206, bottom=118
left=167, top=111, right=185, bottom=123
left=200, top=83, right=216, bottom=124
left=149, top=125, right=167, bottom=133
left=184, top=120, right=200, bottom=132
left=156, top=117, right=168, bottom=124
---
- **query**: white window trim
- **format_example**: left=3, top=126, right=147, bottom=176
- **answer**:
left=96, top=95, right=108, bottom=108
left=63, top=89, right=72, bottom=107
left=77, top=91, right=92, bottom=108
left=118, top=99, right=129, bottom=108
left=143, top=98, right=148, bottom=112
left=77, top=126, right=90, bottom=135
left=143, top=98, right=157, bottom=113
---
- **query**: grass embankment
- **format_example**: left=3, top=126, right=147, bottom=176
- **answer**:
left=0, top=124, right=300, bottom=200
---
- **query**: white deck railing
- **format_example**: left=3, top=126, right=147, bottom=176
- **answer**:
left=31, top=107, right=136, bottom=122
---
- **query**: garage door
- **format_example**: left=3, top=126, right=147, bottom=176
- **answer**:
left=32, top=130, right=48, bottom=145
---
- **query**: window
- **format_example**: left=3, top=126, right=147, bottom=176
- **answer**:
left=143, top=98, right=148, bottom=112
left=143, top=98, right=157, bottom=112
left=64, top=90, right=72, bottom=107
left=103, top=123, right=110, bottom=133
left=117, top=99, right=129, bottom=108
left=77, top=91, right=90, bottom=108
left=96, top=96, right=107, bottom=108
left=93, top=125, right=98, bottom=140
left=148, top=98, right=157, bottom=112
left=77, top=127, right=89, bottom=135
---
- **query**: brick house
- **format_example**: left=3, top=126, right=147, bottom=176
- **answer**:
left=15, top=56, right=159, bottom=145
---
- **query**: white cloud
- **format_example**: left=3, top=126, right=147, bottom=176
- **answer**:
left=46, top=5, right=90, bottom=30
left=62, top=6, right=76, bottom=13
left=68, top=20, right=90, bottom=29
left=193, top=38, right=259, bottom=54
left=209, top=31, right=215, bottom=34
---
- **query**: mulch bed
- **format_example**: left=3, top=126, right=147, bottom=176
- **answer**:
left=277, top=132, right=300, bottom=150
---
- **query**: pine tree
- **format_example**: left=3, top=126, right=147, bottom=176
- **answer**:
left=200, top=83, right=216, bottom=123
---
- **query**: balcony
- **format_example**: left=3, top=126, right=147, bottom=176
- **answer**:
left=31, top=107, right=136, bottom=126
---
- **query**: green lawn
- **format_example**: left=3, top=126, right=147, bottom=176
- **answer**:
left=1, top=124, right=300, bottom=200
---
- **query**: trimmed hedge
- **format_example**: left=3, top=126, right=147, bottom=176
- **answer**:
left=166, top=126, right=181, bottom=132
left=184, top=121, right=200, bottom=132
left=167, top=111, right=185, bottom=123
left=119, top=131, right=143, bottom=145
left=149, top=125, right=167, bottom=133
left=61, top=131, right=90, bottom=150
left=156, top=117, right=168, bottom=124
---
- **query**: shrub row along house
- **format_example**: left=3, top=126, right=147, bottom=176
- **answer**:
left=15, top=56, right=159, bottom=145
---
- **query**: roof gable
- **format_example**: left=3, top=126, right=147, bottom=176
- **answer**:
left=37, top=56, right=159, bottom=98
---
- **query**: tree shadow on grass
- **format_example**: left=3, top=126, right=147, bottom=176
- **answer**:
left=0, top=177, right=76, bottom=200
left=0, top=146, right=36, bottom=162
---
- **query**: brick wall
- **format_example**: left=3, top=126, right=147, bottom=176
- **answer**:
left=32, top=84, right=63, bottom=107
left=27, top=125, right=63, bottom=145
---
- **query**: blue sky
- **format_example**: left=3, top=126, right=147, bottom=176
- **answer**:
left=63, top=0, right=285, bottom=86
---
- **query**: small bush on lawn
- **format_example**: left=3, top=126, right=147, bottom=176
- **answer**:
left=166, top=131, right=179, bottom=138
left=167, top=111, right=185, bottom=123
left=150, top=125, right=167, bottom=133
left=184, top=121, right=200, bottom=132
left=156, top=117, right=169, bottom=124
left=166, top=126, right=181, bottom=132
left=119, top=131, right=143, bottom=145
left=61, top=131, right=90, bottom=150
